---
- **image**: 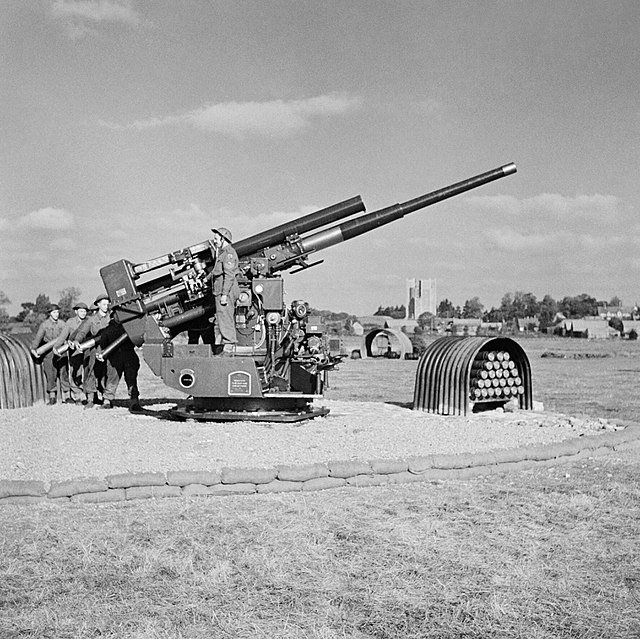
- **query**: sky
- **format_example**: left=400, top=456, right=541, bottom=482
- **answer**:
left=2, top=1, right=640, bottom=317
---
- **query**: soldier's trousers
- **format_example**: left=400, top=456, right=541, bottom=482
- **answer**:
left=41, top=352, right=70, bottom=397
left=83, top=350, right=108, bottom=398
left=104, top=352, right=140, bottom=402
left=67, top=353, right=85, bottom=402
left=214, top=294, right=238, bottom=345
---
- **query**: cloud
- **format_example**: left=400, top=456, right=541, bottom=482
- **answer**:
left=100, top=94, right=363, bottom=138
left=466, top=192, right=625, bottom=222
left=17, top=207, right=74, bottom=230
left=51, top=0, right=141, bottom=24
left=51, top=0, right=148, bottom=38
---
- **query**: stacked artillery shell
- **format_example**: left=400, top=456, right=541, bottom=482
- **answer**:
left=469, top=350, right=525, bottom=401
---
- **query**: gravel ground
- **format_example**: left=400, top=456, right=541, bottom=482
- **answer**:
left=0, top=397, right=614, bottom=483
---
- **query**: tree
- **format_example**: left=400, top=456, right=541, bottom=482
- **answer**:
left=437, top=299, right=455, bottom=318
left=58, top=287, right=82, bottom=320
left=0, top=291, right=10, bottom=328
left=513, top=291, right=539, bottom=318
left=22, top=293, right=51, bottom=329
left=538, top=294, right=558, bottom=330
left=559, top=294, right=598, bottom=318
left=609, top=296, right=622, bottom=308
left=483, top=306, right=502, bottom=322
left=462, top=296, right=484, bottom=319
left=16, top=302, right=33, bottom=323
left=609, top=317, right=624, bottom=335
left=417, top=312, right=435, bottom=331
left=498, top=293, right=514, bottom=321
left=373, top=305, right=406, bottom=319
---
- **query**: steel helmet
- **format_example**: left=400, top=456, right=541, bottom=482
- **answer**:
left=211, top=227, right=232, bottom=243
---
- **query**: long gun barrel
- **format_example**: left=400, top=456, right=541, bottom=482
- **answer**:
left=234, top=196, right=365, bottom=258
left=295, top=163, right=516, bottom=256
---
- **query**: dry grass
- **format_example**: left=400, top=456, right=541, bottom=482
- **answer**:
left=2, top=450, right=640, bottom=638
left=2, top=336, right=640, bottom=638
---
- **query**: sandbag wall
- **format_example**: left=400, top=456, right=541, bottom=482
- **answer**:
left=413, top=336, right=533, bottom=416
left=0, top=333, right=46, bottom=409
left=2, top=424, right=640, bottom=505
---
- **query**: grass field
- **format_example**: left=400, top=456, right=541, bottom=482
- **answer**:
left=1, top=336, right=639, bottom=638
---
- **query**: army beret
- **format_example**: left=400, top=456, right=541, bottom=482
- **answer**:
left=93, top=294, right=109, bottom=305
left=73, top=302, right=89, bottom=310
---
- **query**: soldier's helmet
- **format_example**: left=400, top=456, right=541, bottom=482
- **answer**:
left=212, top=227, right=232, bottom=243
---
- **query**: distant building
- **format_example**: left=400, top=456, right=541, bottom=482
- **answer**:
left=553, top=318, right=619, bottom=339
left=449, top=318, right=482, bottom=336
left=357, top=315, right=419, bottom=334
left=596, top=305, right=637, bottom=320
left=406, top=278, right=436, bottom=319
left=514, top=316, right=540, bottom=332
left=351, top=321, right=364, bottom=336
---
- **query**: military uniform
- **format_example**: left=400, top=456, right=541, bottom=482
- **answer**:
left=99, top=319, right=141, bottom=411
left=54, top=312, right=89, bottom=403
left=31, top=311, right=69, bottom=402
left=74, top=307, right=111, bottom=405
left=211, top=242, right=240, bottom=348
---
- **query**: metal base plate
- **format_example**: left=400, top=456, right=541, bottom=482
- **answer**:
left=168, top=405, right=330, bottom=423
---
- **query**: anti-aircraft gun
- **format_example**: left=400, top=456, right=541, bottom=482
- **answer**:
left=99, top=163, right=517, bottom=421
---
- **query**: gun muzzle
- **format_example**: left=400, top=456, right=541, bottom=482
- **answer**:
left=298, top=163, right=518, bottom=254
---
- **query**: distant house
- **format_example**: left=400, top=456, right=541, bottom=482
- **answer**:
left=621, top=320, right=640, bottom=338
left=514, top=316, right=540, bottom=333
left=554, top=318, right=619, bottom=339
left=477, top=321, right=503, bottom=336
left=357, top=315, right=419, bottom=334
left=449, top=318, right=482, bottom=336
left=358, top=315, right=391, bottom=329
left=351, top=321, right=364, bottom=336
left=2, top=322, right=33, bottom=335
left=597, top=305, right=637, bottom=320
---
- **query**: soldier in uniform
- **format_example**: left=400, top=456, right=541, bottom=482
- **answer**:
left=73, top=294, right=111, bottom=408
left=98, top=315, right=142, bottom=413
left=53, top=302, right=89, bottom=404
left=31, top=304, right=70, bottom=405
left=209, top=227, right=239, bottom=355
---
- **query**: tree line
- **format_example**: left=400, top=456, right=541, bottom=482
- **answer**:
left=0, top=289, right=633, bottom=333
left=377, top=292, right=631, bottom=330
left=0, top=288, right=82, bottom=329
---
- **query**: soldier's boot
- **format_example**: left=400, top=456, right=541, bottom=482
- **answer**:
left=47, top=393, right=57, bottom=406
left=101, top=399, right=113, bottom=409
left=84, top=396, right=94, bottom=409
left=129, top=398, right=143, bottom=413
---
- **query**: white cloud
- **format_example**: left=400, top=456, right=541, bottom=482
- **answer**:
left=466, top=192, right=625, bottom=222
left=50, top=0, right=149, bottom=38
left=51, top=0, right=142, bottom=25
left=17, top=207, right=74, bottom=230
left=101, top=94, right=363, bottom=138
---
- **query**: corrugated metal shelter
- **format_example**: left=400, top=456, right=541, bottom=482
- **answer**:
left=0, top=332, right=46, bottom=408
left=361, top=328, right=414, bottom=359
left=413, top=336, right=533, bottom=416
